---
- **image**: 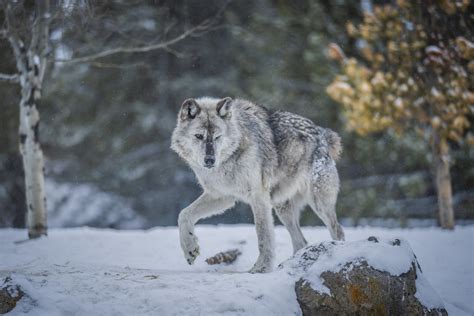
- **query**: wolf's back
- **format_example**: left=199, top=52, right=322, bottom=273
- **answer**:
left=266, top=109, right=342, bottom=161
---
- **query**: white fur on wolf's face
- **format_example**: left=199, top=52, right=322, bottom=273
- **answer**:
left=171, top=97, right=241, bottom=169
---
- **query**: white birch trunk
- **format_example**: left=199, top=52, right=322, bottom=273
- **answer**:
left=19, top=75, right=48, bottom=238
left=4, top=0, right=51, bottom=238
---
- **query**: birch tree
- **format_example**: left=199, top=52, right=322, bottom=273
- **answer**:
left=327, top=0, right=473, bottom=229
left=0, top=0, right=216, bottom=238
left=1, top=0, right=51, bottom=238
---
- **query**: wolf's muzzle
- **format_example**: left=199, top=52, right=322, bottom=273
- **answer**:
left=204, top=139, right=215, bottom=168
left=204, top=155, right=215, bottom=168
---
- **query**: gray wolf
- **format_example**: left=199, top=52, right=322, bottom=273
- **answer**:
left=171, top=97, right=345, bottom=273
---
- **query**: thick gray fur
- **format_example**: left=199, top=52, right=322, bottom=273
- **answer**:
left=171, top=97, right=345, bottom=273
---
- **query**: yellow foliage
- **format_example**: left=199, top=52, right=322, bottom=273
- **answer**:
left=467, top=133, right=474, bottom=146
left=327, top=0, right=474, bottom=145
left=327, top=43, right=346, bottom=62
left=456, top=37, right=474, bottom=59
left=346, top=22, right=357, bottom=37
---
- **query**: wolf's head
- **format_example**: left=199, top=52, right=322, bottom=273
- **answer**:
left=171, top=97, right=241, bottom=169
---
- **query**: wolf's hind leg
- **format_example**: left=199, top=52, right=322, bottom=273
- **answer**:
left=178, top=193, right=235, bottom=264
left=309, top=196, right=345, bottom=241
left=274, top=195, right=307, bottom=253
left=308, top=165, right=345, bottom=241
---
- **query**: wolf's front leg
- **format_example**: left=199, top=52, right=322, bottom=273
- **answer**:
left=249, top=196, right=275, bottom=273
left=178, top=193, right=235, bottom=265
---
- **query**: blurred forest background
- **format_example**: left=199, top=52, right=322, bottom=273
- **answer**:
left=0, top=0, right=473, bottom=229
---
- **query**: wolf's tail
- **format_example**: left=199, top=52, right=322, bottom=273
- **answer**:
left=325, top=129, right=342, bottom=161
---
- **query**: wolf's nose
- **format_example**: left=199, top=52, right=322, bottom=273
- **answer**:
left=204, top=156, right=215, bottom=168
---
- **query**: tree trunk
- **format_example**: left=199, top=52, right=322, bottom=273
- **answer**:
left=432, top=133, right=455, bottom=230
left=19, top=79, right=48, bottom=238
left=4, top=0, right=51, bottom=238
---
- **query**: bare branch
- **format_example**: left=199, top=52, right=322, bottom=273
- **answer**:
left=0, top=72, right=20, bottom=83
left=162, top=46, right=189, bottom=59
left=52, top=0, right=230, bottom=66
left=55, top=20, right=211, bottom=65
left=2, top=1, right=27, bottom=74
left=88, top=61, right=148, bottom=69
left=30, top=0, right=51, bottom=83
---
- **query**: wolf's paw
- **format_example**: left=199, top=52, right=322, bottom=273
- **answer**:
left=185, top=245, right=200, bottom=265
left=248, top=264, right=269, bottom=274
left=248, top=261, right=273, bottom=273
left=248, top=254, right=274, bottom=273
left=181, top=234, right=200, bottom=265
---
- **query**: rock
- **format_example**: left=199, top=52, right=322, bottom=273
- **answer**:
left=0, top=277, right=23, bottom=314
left=280, top=237, right=448, bottom=316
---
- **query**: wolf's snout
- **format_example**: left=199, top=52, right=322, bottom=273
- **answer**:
left=204, top=156, right=215, bottom=168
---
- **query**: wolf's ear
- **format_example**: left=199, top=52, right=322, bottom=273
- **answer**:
left=216, top=97, right=233, bottom=118
left=180, top=98, right=200, bottom=121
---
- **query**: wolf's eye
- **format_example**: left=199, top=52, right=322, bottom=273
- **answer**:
left=215, top=135, right=222, bottom=140
left=194, top=134, right=204, bottom=140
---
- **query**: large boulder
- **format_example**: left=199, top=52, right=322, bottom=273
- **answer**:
left=280, top=237, right=448, bottom=316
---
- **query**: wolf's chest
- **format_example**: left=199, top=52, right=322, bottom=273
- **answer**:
left=194, top=165, right=256, bottom=200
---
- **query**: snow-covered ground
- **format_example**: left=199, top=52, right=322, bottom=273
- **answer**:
left=1, top=225, right=472, bottom=315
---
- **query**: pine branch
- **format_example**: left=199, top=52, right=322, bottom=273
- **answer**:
left=205, top=249, right=242, bottom=265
